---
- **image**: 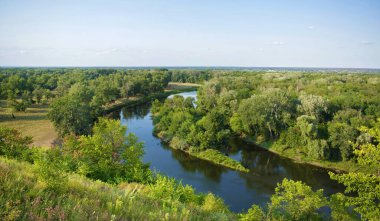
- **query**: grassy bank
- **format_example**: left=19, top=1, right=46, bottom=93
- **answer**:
left=244, top=136, right=368, bottom=173
left=0, top=157, right=236, bottom=221
left=0, top=101, right=57, bottom=147
left=157, top=133, right=249, bottom=173
left=190, top=149, right=249, bottom=173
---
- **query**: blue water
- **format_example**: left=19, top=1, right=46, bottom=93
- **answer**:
left=118, top=91, right=344, bottom=212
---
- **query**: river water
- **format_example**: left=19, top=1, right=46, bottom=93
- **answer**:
left=117, top=91, right=344, bottom=212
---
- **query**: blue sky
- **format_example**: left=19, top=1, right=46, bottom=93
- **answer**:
left=0, top=0, right=379, bottom=68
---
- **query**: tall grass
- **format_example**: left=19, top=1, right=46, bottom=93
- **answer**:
left=0, top=157, right=236, bottom=221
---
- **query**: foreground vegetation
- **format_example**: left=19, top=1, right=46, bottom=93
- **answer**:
left=0, top=158, right=235, bottom=221
left=2, top=119, right=379, bottom=220
left=1, top=68, right=379, bottom=220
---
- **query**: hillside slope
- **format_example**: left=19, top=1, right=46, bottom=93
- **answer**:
left=0, top=157, right=235, bottom=221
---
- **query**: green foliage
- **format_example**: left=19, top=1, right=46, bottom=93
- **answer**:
left=63, top=117, right=152, bottom=183
left=298, top=93, right=328, bottom=121
left=235, top=90, right=294, bottom=138
left=329, top=119, right=380, bottom=221
left=0, top=157, right=235, bottom=221
left=0, top=126, right=33, bottom=161
left=48, top=94, right=94, bottom=136
left=239, top=205, right=265, bottom=221
left=34, top=147, right=68, bottom=190
left=146, top=174, right=201, bottom=205
left=191, top=149, right=249, bottom=172
left=202, top=193, right=229, bottom=213
left=328, top=193, right=360, bottom=221
left=328, top=121, right=358, bottom=160
left=267, top=178, right=327, bottom=221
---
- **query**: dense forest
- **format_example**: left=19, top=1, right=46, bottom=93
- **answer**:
left=152, top=72, right=380, bottom=171
left=1, top=68, right=379, bottom=220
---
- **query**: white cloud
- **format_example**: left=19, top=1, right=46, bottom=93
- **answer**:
left=307, top=25, right=314, bottom=30
left=273, top=41, right=285, bottom=45
left=360, top=40, right=374, bottom=45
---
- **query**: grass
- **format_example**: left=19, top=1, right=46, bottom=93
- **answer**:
left=0, top=101, right=57, bottom=147
left=245, top=136, right=371, bottom=173
left=190, top=149, right=249, bottom=173
left=269, top=146, right=371, bottom=173
left=0, top=157, right=236, bottom=221
left=157, top=133, right=249, bottom=173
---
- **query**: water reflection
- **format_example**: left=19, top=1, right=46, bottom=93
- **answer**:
left=117, top=91, right=345, bottom=212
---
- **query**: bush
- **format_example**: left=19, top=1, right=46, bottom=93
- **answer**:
left=0, top=126, right=33, bottom=161
left=146, top=174, right=201, bottom=205
left=202, top=193, right=229, bottom=213
left=239, top=205, right=266, bottom=221
left=267, top=178, right=327, bottom=220
left=34, top=148, right=68, bottom=191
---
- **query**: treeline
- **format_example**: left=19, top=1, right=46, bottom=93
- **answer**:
left=153, top=72, right=380, bottom=164
left=0, top=68, right=210, bottom=136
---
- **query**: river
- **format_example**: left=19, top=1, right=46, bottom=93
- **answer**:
left=116, top=91, right=344, bottom=212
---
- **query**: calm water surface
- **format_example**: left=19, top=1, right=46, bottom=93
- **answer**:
left=117, top=91, right=344, bottom=212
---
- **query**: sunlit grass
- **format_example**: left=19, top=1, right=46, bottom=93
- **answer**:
left=190, top=149, right=249, bottom=173
left=0, top=157, right=236, bottom=221
left=0, top=101, right=57, bottom=147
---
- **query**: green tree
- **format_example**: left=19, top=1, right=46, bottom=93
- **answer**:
left=69, top=118, right=151, bottom=183
left=0, top=126, right=33, bottom=161
left=328, top=121, right=358, bottom=160
left=48, top=95, right=93, bottom=136
left=267, top=178, right=327, bottom=221
left=298, top=94, right=328, bottom=121
left=236, top=90, right=293, bottom=139
left=329, top=119, right=380, bottom=220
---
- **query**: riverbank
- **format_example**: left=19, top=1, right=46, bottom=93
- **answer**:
left=104, top=84, right=199, bottom=114
left=156, top=132, right=249, bottom=173
left=189, top=149, right=249, bottom=172
left=243, top=136, right=369, bottom=174
left=0, top=157, right=236, bottom=220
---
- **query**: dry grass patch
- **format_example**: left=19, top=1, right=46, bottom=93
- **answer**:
left=0, top=101, right=57, bottom=147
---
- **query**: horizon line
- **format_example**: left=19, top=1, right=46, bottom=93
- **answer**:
left=1, top=65, right=380, bottom=70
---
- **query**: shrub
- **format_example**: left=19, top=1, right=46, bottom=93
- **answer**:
left=239, top=205, right=266, bottom=221
left=202, top=193, right=229, bottom=213
left=0, top=126, right=33, bottom=161
left=34, top=147, right=68, bottom=190
left=146, top=174, right=200, bottom=205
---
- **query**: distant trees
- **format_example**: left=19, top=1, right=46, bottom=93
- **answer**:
left=232, top=90, right=294, bottom=139
left=298, top=94, right=328, bottom=121
left=153, top=71, right=380, bottom=168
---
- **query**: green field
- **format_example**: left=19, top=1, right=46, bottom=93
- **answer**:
left=0, top=101, right=57, bottom=147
